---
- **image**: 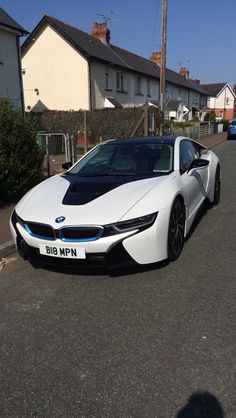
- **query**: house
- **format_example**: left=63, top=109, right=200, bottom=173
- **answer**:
left=233, top=84, right=236, bottom=119
left=0, top=7, right=28, bottom=111
left=164, top=100, right=189, bottom=122
left=201, top=82, right=236, bottom=120
left=21, top=15, right=208, bottom=118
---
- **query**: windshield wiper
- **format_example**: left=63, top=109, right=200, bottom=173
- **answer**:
left=79, top=172, right=137, bottom=177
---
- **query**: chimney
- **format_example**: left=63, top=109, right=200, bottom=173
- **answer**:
left=150, top=51, right=161, bottom=66
left=194, top=79, right=200, bottom=84
left=179, top=67, right=189, bottom=79
left=92, top=22, right=110, bottom=46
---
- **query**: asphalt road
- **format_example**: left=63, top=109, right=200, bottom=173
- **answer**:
left=0, top=141, right=235, bottom=418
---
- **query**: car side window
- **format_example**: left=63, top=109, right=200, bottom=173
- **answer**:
left=180, top=140, right=200, bottom=173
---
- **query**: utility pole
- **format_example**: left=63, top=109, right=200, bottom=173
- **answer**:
left=83, top=110, right=88, bottom=154
left=160, top=0, right=168, bottom=135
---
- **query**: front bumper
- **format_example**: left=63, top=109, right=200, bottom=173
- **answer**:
left=10, top=216, right=136, bottom=269
left=17, top=241, right=136, bottom=269
left=10, top=207, right=170, bottom=267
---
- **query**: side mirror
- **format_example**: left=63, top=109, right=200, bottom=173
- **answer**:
left=188, top=158, right=209, bottom=173
left=62, top=161, right=72, bottom=170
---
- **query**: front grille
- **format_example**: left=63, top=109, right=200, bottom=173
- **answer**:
left=25, top=222, right=55, bottom=240
left=60, top=226, right=103, bottom=242
left=23, top=221, right=103, bottom=242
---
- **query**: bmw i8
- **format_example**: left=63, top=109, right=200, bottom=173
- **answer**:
left=10, top=136, right=220, bottom=268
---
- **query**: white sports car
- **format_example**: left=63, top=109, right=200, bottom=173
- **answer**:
left=10, top=136, right=220, bottom=268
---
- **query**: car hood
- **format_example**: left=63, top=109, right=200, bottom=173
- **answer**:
left=15, top=174, right=168, bottom=227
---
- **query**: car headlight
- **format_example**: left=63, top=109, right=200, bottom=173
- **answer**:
left=103, top=212, right=158, bottom=236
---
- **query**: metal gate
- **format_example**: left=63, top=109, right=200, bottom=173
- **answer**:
left=37, top=133, right=73, bottom=177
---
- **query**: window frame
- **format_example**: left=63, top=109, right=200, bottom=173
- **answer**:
left=116, top=70, right=125, bottom=92
left=179, top=140, right=201, bottom=174
left=105, top=67, right=111, bottom=91
left=135, top=76, right=143, bottom=95
left=147, top=79, right=151, bottom=97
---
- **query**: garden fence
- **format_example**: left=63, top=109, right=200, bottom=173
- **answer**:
left=37, top=122, right=224, bottom=177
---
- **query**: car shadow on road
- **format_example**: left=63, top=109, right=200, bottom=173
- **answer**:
left=29, top=258, right=169, bottom=278
left=109, top=259, right=169, bottom=277
left=175, top=391, right=225, bottom=418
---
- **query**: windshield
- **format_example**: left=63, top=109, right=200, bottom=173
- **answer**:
left=69, top=142, right=174, bottom=177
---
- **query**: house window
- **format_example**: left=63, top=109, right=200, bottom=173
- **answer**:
left=116, top=71, right=124, bottom=91
left=105, top=68, right=110, bottom=90
left=225, top=97, right=229, bottom=105
left=136, top=76, right=142, bottom=95
left=147, top=79, right=151, bottom=97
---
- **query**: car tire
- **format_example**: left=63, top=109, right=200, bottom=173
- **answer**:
left=213, top=165, right=221, bottom=205
left=168, top=198, right=185, bottom=261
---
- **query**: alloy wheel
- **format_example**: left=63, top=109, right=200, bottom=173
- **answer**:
left=213, top=165, right=221, bottom=205
left=168, top=199, right=185, bottom=261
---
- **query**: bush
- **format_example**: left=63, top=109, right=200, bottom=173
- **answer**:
left=31, top=106, right=163, bottom=144
left=221, top=119, right=229, bottom=131
left=204, top=112, right=216, bottom=122
left=0, top=100, right=44, bottom=202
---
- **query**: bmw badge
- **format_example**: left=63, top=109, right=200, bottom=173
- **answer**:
left=55, top=216, right=65, bottom=223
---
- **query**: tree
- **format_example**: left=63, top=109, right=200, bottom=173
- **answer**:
left=0, top=100, right=43, bottom=202
left=204, top=112, right=216, bottom=122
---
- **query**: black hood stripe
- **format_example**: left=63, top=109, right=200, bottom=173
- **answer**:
left=61, top=174, right=148, bottom=205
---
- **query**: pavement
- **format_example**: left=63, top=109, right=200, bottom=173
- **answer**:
left=0, top=203, right=15, bottom=258
left=0, top=132, right=227, bottom=259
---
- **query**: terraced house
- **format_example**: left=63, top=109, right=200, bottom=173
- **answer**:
left=0, top=7, right=28, bottom=111
left=21, top=15, right=209, bottom=120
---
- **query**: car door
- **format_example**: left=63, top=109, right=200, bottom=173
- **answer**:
left=180, top=139, right=209, bottom=218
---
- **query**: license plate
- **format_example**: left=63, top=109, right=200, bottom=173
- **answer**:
left=39, top=244, right=86, bottom=259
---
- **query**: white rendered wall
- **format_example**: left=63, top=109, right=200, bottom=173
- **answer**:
left=0, top=28, right=22, bottom=110
left=90, top=61, right=160, bottom=109
left=22, top=25, right=89, bottom=111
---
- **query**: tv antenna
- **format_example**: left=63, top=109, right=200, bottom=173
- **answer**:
left=178, top=59, right=191, bottom=69
left=96, top=11, right=119, bottom=28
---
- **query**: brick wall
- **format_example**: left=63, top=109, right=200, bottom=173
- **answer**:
left=215, top=108, right=234, bottom=120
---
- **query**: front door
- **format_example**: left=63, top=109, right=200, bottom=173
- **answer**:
left=180, top=140, right=209, bottom=219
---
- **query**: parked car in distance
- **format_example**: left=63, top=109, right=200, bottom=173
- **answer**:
left=227, top=120, right=236, bottom=139
left=10, top=136, right=221, bottom=269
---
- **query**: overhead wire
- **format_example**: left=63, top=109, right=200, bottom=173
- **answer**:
left=150, top=0, right=161, bottom=55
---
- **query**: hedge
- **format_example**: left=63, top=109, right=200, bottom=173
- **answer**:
left=0, top=100, right=44, bottom=202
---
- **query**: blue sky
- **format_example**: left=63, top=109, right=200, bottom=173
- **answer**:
left=2, top=0, right=236, bottom=87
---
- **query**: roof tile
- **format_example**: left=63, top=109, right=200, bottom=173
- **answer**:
left=0, top=7, right=28, bottom=34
